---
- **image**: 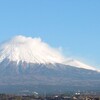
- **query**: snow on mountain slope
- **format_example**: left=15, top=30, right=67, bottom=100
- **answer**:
left=0, top=35, right=98, bottom=71
left=0, top=35, right=64, bottom=64
left=63, top=59, right=97, bottom=71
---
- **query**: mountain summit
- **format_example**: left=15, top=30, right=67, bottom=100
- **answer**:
left=0, top=35, right=100, bottom=93
left=0, top=35, right=64, bottom=64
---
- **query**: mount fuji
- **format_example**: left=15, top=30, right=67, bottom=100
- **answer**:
left=0, top=35, right=100, bottom=94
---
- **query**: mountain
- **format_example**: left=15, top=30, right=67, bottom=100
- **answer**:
left=0, top=35, right=100, bottom=94
left=0, top=35, right=98, bottom=71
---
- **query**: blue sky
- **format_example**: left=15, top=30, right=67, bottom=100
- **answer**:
left=0, top=0, right=100, bottom=68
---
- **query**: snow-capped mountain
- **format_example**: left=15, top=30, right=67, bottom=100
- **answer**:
left=0, top=35, right=100, bottom=93
left=0, top=35, right=98, bottom=71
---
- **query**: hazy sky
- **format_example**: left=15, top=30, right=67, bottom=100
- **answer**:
left=0, top=0, right=100, bottom=68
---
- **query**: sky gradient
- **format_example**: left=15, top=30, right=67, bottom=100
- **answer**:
left=0, top=0, right=100, bottom=68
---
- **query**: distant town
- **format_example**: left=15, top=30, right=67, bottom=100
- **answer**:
left=0, top=92, right=100, bottom=100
